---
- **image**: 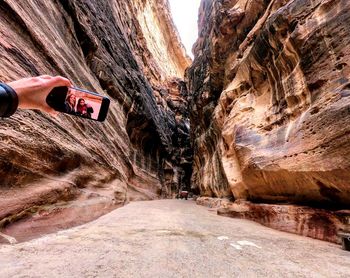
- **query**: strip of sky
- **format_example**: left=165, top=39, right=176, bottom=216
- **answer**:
left=169, top=0, right=201, bottom=59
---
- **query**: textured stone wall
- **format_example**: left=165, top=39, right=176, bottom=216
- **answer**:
left=187, top=0, right=350, bottom=207
left=0, top=0, right=191, bottom=240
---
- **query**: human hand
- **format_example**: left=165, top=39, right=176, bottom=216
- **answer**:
left=8, top=75, right=72, bottom=115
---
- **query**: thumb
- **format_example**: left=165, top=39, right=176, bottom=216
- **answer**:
left=47, top=76, right=73, bottom=88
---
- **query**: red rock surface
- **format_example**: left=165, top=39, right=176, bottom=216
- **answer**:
left=188, top=0, right=350, bottom=205
left=188, top=0, right=350, bottom=242
left=197, top=197, right=350, bottom=243
left=0, top=0, right=191, bottom=242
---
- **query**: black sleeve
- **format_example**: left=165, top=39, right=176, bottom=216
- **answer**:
left=0, top=83, right=19, bottom=118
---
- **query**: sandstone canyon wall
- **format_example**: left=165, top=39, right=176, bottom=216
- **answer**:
left=0, top=0, right=191, bottom=242
left=188, top=0, right=350, bottom=242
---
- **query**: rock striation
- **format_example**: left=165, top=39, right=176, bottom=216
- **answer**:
left=188, top=0, right=350, bottom=242
left=0, top=0, right=191, bottom=242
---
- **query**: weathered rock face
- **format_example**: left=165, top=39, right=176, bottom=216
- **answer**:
left=217, top=201, right=349, bottom=244
left=187, top=0, right=350, bottom=207
left=196, top=196, right=350, bottom=244
left=188, top=0, right=350, bottom=243
left=0, top=0, right=191, bottom=241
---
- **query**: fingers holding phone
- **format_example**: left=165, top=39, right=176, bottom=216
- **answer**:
left=6, top=75, right=110, bottom=121
left=8, top=75, right=72, bottom=115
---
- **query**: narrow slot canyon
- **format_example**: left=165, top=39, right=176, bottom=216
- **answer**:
left=0, top=0, right=350, bottom=276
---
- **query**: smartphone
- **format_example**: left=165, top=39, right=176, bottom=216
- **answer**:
left=46, top=86, right=110, bottom=122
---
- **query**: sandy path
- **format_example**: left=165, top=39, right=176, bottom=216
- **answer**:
left=0, top=200, right=349, bottom=277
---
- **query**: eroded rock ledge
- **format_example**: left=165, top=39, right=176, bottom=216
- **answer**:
left=0, top=0, right=192, bottom=242
left=197, top=197, right=350, bottom=244
left=188, top=0, right=350, bottom=242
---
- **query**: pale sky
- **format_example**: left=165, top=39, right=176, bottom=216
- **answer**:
left=169, top=0, right=202, bottom=59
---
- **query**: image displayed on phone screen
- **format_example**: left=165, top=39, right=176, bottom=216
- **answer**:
left=64, top=88, right=103, bottom=120
left=47, top=86, right=110, bottom=122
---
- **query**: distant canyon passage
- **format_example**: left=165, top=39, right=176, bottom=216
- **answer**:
left=0, top=0, right=350, bottom=244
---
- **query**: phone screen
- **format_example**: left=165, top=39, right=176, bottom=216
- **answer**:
left=47, top=87, right=110, bottom=122
left=65, top=88, right=103, bottom=120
